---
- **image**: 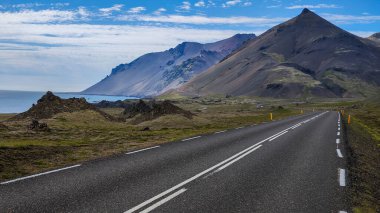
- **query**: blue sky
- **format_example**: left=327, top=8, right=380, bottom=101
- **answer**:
left=0, top=0, right=379, bottom=92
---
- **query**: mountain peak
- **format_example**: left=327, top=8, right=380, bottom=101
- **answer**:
left=287, top=7, right=336, bottom=30
left=297, top=8, right=321, bottom=20
left=301, top=8, right=311, bottom=14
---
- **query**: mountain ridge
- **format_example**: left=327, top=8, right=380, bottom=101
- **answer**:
left=177, top=8, right=380, bottom=98
left=82, top=34, right=256, bottom=97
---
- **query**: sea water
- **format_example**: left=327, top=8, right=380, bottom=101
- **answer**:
left=0, top=90, right=137, bottom=113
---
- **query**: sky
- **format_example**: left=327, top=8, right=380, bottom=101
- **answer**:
left=0, top=0, right=379, bottom=92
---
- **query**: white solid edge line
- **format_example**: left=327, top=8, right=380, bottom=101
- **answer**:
left=336, top=139, right=340, bottom=144
left=215, top=145, right=262, bottom=172
left=336, top=149, right=343, bottom=158
left=124, top=114, right=322, bottom=213
left=182, top=136, right=201, bottom=141
left=140, top=188, right=187, bottom=213
left=339, top=168, right=346, bottom=186
left=339, top=211, right=348, bottom=213
left=126, top=146, right=160, bottom=155
left=1, top=164, right=81, bottom=185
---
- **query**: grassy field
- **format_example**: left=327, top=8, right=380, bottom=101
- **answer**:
left=0, top=97, right=301, bottom=181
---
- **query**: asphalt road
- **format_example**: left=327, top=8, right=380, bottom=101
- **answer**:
left=0, top=111, right=348, bottom=213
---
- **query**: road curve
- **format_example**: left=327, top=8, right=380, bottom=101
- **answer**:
left=0, top=111, right=348, bottom=212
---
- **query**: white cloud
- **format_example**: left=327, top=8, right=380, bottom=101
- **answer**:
left=222, top=0, right=241, bottom=8
left=195, top=1, right=206, bottom=7
left=0, top=9, right=76, bottom=24
left=118, top=14, right=287, bottom=26
left=286, top=4, right=341, bottom=9
left=321, top=13, right=380, bottom=24
left=267, top=5, right=281, bottom=8
left=208, top=1, right=216, bottom=7
left=350, top=31, right=376, bottom=37
left=178, top=1, right=191, bottom=11
left=243, top=2, right=252, bottom=6
left=78, top=7, right=90, bottom=19
left=12, top=3, right=43, bottom=8
left=222, top=0, right=252, bottom=8
left=128, top=6, right=146, bottom=14
left=51, top=3, right=70, bottom=7
left=0, top=21, right=246, bottom=91
left=99, top=4, right=123, bottom=16
left=154, top=8, right=167, bottom=15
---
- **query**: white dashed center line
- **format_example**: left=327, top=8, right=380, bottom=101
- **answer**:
left=339, top=168, right=346, bottom=187
left=336, top=149, right=343, bottom=158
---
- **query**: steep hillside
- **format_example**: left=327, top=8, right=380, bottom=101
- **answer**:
left=82, top=34, right=255, bottom=97
left=179, top=9, right=380, bottom=98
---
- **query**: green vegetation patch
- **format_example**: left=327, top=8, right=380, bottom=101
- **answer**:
left=270, top=66, right=321, bottom=87
left=322, top=70, right=379, bottom=98
left=262, top=52, right=285, bottom=63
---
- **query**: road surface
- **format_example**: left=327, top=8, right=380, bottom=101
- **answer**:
left=0, top=111, right=348, bottom=212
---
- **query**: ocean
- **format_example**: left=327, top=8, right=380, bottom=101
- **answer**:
left=0, top=90, right=137, bottom=113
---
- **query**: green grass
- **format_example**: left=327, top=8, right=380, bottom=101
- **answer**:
left=262, top=52, right=285, bottom=63
left=0, top=113, right=16, bottom=121
left=341, top=102, right=380, bottom=212
left=322, top=71, right=379, bottom=98
left=270, top=66, right=321, bottom=87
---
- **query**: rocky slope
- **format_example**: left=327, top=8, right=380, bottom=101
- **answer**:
left=82, top=34, right=256, bottom=97
left=179, top=9, right=380, bottom=98
left=11, top=91, right=115, bottom=120
left=123, top=100, right=193, bottom=124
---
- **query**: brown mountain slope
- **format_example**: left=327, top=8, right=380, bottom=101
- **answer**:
left=178, top=9, right=380, bottom=98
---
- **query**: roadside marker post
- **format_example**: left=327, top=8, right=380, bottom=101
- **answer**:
left=300, top=109, right=303, bottom=114
left=348, top=115, right=351, bottom=124
left=270, top=113, right=273, bottom=121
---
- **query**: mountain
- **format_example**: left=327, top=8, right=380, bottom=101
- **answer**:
left=82, top=34, right=256, bottom=97
left=178, top=9, right=380, bottom=98
left=368, top=33, right=380, bottom=46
